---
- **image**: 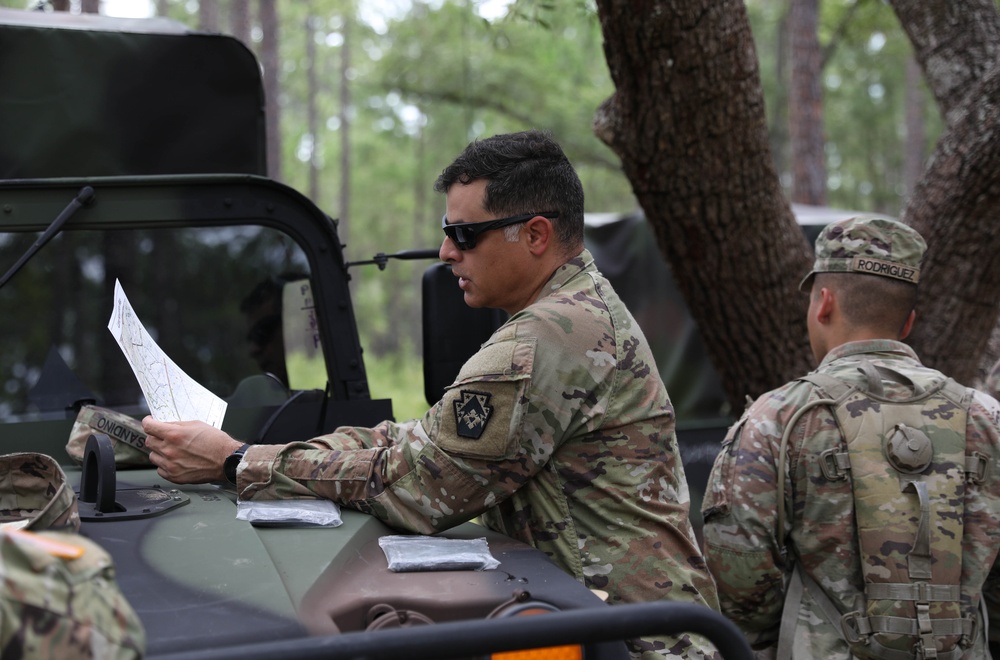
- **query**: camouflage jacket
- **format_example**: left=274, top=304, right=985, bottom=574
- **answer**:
left=0, top=529, right=146, bottom=660
left=0, top=452, right=145, bottom=659
left=238, top=250, right=721, bottom=659
left=701, top=340, right=1000, bottom=658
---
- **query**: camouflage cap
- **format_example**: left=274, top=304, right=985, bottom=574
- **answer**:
left=0, top=453, right=80, bottom=532
left=66, top=405, right=151, bottom=468
left=799, top=216, right=926, bottom=291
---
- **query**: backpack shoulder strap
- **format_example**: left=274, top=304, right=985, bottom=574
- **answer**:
left=776, top=374, right=854, bottom=547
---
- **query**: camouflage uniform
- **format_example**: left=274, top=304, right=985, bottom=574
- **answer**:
left=0, top=453, right=146, bottom=659
left=66, top=405, right=151, bottom=468
left=985, top=357, right=1000, bottom=401
left=701, top=217, right=1000, bottom=658
left=237, top=249, right=721, bottom=658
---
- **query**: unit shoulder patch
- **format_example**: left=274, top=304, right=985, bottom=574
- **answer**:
left=453, top=390, right=494, bottom=439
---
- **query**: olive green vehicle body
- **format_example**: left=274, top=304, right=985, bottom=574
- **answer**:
left=0, top=8, right=752, bottom=659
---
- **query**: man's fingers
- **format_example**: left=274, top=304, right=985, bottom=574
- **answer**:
left=142, top=415, right=167, bottom=437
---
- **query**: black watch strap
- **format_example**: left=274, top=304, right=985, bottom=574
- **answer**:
left=223, top=443, right=251, bottom=485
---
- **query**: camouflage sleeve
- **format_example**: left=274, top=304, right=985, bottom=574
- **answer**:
left=236, top=325, right=550, bottom=534
left=700, top=385, right=827, bottom=649
left=964, top=389, right=1000, bottom=642
left=701, top=406, right=785, bottom=648
left=0, top=529, right=145, bottom=659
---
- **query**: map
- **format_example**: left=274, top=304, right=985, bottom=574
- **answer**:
left=108, top=279, right=227, bottom=427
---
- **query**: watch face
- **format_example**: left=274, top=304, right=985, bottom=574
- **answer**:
left=224, top=455, right=238, bottom=484
left=225, top=444, right=250, bottom=484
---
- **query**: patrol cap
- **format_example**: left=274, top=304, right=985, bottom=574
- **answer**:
left=66, top=405, right=151, bottom=468
left=0, top=452, right=80, bottom=532
left=799, top=216, right=926, bottom=292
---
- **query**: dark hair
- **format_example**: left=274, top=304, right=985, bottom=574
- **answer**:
left=814, top=272, right=918, bottom=336
left=434, top=130, right=585, bottom=249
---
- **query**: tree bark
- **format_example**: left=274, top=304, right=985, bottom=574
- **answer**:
left=903, top=56, right=925, bottom=200
left=768, top=8, right=790, bottom=182
left=789, top=0, right=826, bottom=205
left=890, top=0, right=1000, bottom=124
left=198, top=0, right=219, bottom=32
left=306, top=12, right=320, bottom=204
left=339, top=12, right=352, bottom=238
left=259, top=0, right=283, bottom=182
left=594, top=0, right=814, bottom=411
left=229, top=0, right=252, bottom=46
left=890, top=0, right=1000, bottom=383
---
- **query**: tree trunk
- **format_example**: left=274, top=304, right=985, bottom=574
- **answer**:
left=229, top=0, right=252, bottom=46
left=259, top=0, right=283, bottom=181
left=306, top=12, right=320, bottom=204
left=890, top=0, right=1000, bottom=383
left=594, top=0, right=814, bottom=411
left=769, top=8, right=791, bottom=183
left=903, top=56, right=925, bottom=201
left=789, top=0, right=826, bottom=205
left=338, top=12, right=352, bottom=238
left=890, top=0, right=1000, bottom=124
left=198, top=0, right=219, bottom=32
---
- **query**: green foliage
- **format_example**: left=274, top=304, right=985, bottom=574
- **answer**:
left=747, top=0, right=944, bottom=214
left=11, top=0, right=955, bottom=408
left=364, top=343, right=428, bottom=421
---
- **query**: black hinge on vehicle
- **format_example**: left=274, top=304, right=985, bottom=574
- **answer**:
left=76, top=433, right=189, bottom=521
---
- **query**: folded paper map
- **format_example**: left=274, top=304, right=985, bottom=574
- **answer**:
left=107, top=279, right=227, bottom=427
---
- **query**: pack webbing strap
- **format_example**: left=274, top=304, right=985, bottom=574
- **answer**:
left=867, top=583, right=960, bottom=601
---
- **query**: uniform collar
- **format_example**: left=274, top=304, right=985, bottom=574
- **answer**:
left=541, top=248, right=594, bottom=294
left=819, top=339, right=919, bottom=369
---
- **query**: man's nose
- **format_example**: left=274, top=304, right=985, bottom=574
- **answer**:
left=439, top=235, right=461, bottom=263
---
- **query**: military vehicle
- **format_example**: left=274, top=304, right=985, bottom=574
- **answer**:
left=0, top=7, right=751, bottom=660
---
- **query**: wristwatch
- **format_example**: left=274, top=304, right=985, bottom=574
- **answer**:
left=223, top=443, right=251, bottom=485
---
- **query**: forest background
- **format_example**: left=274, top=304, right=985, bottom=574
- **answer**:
left=5, top=0, right=956, bottom=422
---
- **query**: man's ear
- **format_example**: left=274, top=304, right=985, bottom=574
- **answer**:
left=524, top=215, right=553, bottom=254
left=815, top=287, right=835, bottom=325
left=899, top=308, right=916, bottom=340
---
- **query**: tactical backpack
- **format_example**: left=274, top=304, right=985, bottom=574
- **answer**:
left=775, top=359, right=990, bottom=659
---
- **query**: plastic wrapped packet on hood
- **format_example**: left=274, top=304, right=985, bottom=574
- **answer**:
left=378, top=534, right=500, bottom=572
left=235, top=499, right=343, bottom=527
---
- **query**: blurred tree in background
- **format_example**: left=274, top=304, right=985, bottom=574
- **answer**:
left=7, top=0, right=993, bottom=419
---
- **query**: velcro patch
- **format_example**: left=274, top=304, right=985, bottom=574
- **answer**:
left=851, top=256, right=919, bottom=284
left=453, top=390, right=494, bottom=439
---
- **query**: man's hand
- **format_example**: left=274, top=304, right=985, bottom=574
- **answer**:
left=142, top=417, right=243, bottom=484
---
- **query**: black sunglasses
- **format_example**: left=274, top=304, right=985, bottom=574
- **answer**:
left=441, top=212, right=559, bottom=251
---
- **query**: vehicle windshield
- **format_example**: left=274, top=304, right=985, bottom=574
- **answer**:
left=0, top=223, right=322, bottom=422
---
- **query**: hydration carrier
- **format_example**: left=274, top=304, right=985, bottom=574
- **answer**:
left=776, top=359, right=989, bottom=659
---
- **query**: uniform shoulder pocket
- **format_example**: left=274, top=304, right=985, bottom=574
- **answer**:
left=434, top=335, right=536, bottom=461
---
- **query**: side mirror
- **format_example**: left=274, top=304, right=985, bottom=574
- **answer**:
left=421, top=263, right=506, bottom=405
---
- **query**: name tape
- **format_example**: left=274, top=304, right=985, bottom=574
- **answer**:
left=851, top=256, right=919, bottom=284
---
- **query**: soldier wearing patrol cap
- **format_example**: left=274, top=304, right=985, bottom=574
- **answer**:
left=702, top=216, right=1000, bottom=659
left=142, top=130, right=721, bottom=659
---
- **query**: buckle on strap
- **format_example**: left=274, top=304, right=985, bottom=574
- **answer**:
left=819, top=447, right=850, bottom=480
left=965, top=611, right=979, bottom=648
left=841, top=610, right=871, bottom=645
left=917, top=602, right=939, bottom=660
left=967, top=452, right=989, bottom=485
